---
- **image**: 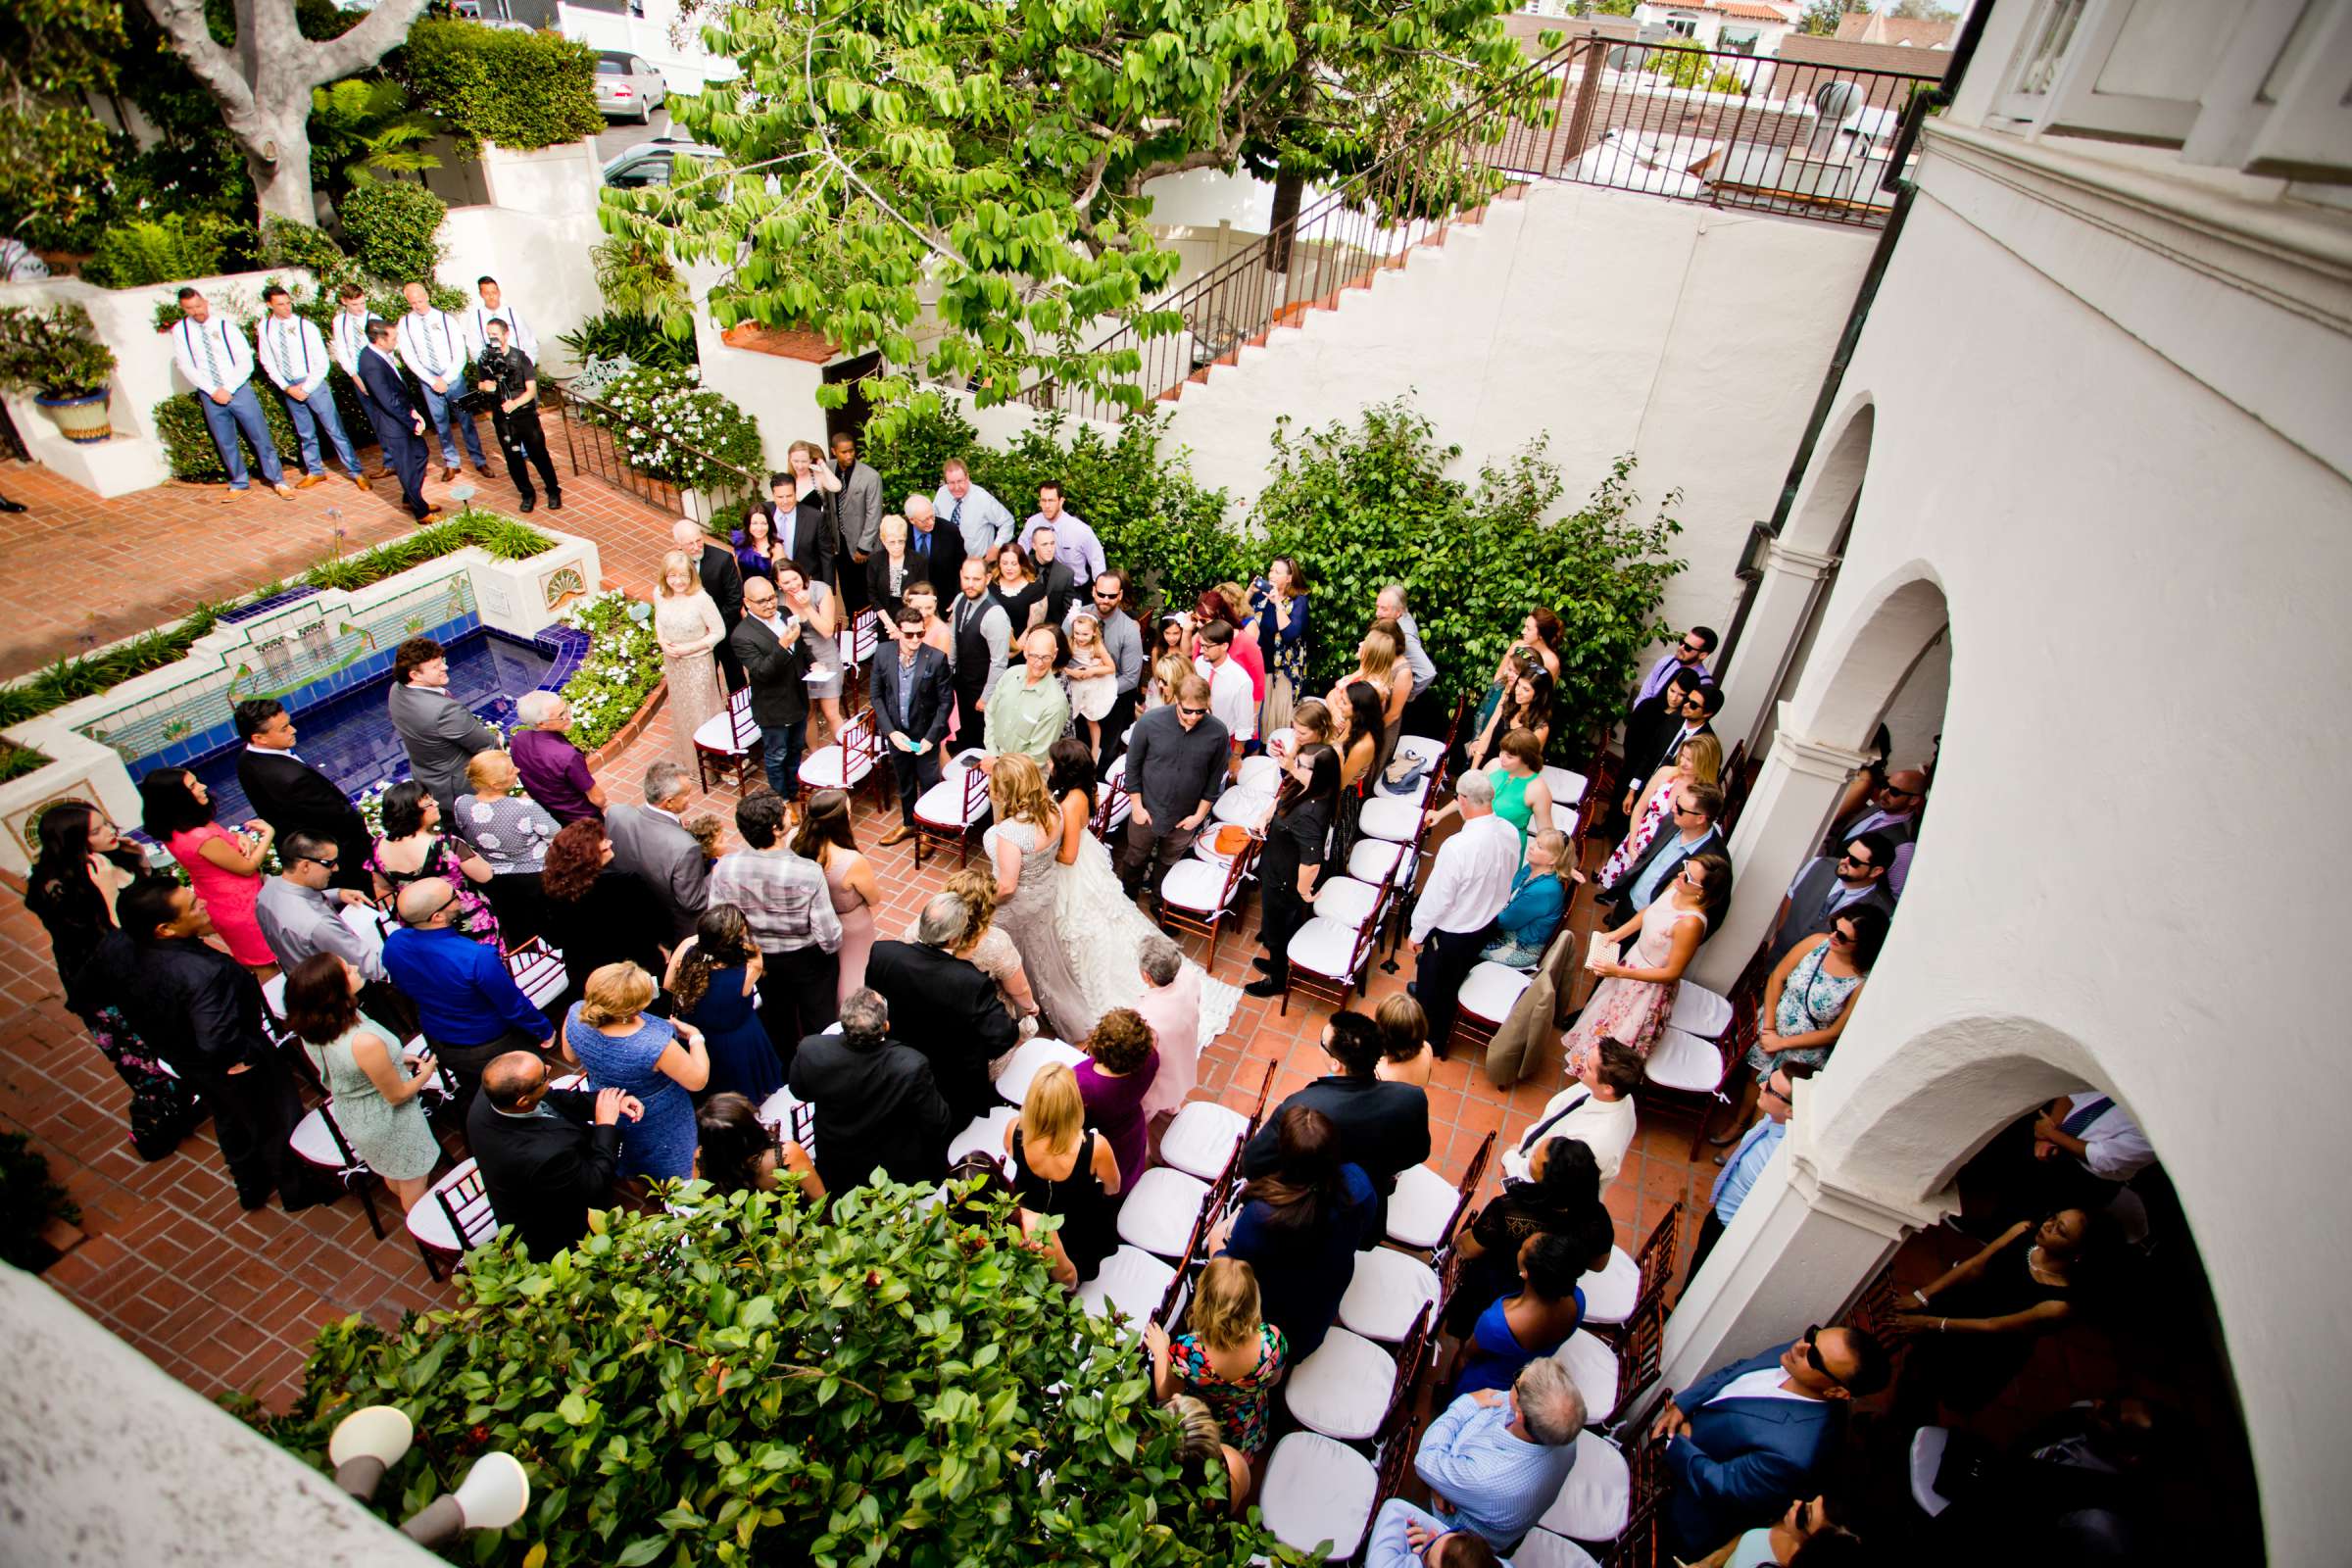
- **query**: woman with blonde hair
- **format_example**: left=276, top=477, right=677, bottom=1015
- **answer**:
left=1143, top=648, right=1193, bottom=714
left=1146, top=1257, right=1287, bottom=1458
left=1482, top=827, right=1573, bottom=970
left=1162, top=1394, right=1252, bottom=1516
left=1598, top=730, right=1723, bottom=888
left=1331, top=621, right=1409, bottom=776
left=982, top=754, right=1094, bottom=1036
left=901, top=863, right=1039, bottom=1035
left=1003, top=1061, right=1121, bottom=1286
left=864, top=513, right=914, bottom=621
left=776, top=560, right=843, bottom=746
left=562, top=959, right=709, bottom=1179
left=654, top=542, right=729, bottom=775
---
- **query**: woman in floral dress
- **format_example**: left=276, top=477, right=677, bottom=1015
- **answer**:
left=1248, top=557, right=1309, bottom=735
left=654, top=546, right=729, bottom=776
left=1598, top=732, right=1720, bottom=888
left=1146, top=1258, right=1288, bottom=1459
left=1563, top=851, right=1730, bottom=1071
left=368, top=781, right=502, bottom=950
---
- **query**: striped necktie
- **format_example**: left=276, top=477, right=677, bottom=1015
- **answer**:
left=274, top=321, right=298, bottom=382
left=198, top=324, right=223, bottom=387
left=418, top=317, right=443, bottom=375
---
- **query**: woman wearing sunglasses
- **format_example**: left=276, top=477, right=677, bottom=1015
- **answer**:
left=1563, top=848, right=1731, bottom=1071
left=1720, top=904, right=1889, bottom=1136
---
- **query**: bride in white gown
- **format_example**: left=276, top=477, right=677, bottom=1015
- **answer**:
left=1044, top=739, right=1239, bottom=1046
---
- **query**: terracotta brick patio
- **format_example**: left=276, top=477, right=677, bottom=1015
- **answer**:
left=0, top=455, right=1724, bottom=1415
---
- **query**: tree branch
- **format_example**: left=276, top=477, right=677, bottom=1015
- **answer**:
left=134, top=0, right=255, bottom=118
left=308, top=0, right=434, bottom=86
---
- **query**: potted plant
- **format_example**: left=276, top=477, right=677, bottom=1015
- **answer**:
left=0, top=304, right=120, bottom=443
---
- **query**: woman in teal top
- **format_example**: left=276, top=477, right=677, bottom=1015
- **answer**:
left=1705, top=1494, right=1861, bottom=1567
left=1481, top=828, right=1572, bottom=969
left=1428, top=727, right=1555, bottom=848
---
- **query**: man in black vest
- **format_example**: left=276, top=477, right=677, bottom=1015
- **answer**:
left=945, top=555, right=1012, bottom=753
left=674, top=517, right=747, bottom=691
left=871, top=608, right=956, bottom=848
left=233, top=698, right=370, bottom=893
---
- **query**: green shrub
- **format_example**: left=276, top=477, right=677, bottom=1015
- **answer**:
left=580, top=366, right=763, bottom=497
left=400, top=20, right=606, bottom=156
left=338, top=178, right=447, bottom=285
left=0, top=741, right=53, bottom=785
left=255, top=218, right=348, bottom=276
left=1253, top=399, right=1684, bottom=754
left=80, top=212, right=247, bottom=288
left=556, top=308, right=698, bottom=373
left=543, top=589, right=662, bottom=751
left=0, top=305, right=119, bottom=398
left=236, top=1177, right=1298, bottom=1567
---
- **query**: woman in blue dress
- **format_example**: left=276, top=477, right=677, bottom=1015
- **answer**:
left=1448, top=1232, right=1589, bottom=1399
left=562, top=960, right=708, bottom=1180
left=664, top=903, right=784, bottom=1104
left=1247, top=557, right=1309, bottom=734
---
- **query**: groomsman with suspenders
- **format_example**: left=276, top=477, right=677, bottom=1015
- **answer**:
left=172, top=287, right=295, bottom=500
left=397, top=280, right=499, bottom=483
left=256, top=284, right=368, bottom=492
left=328, top=282, right=388, bottom=482
left=462, top=275, right=538, bottom=362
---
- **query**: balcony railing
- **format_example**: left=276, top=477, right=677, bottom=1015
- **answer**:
left=547, top=383, right=760, bottom=525
left=1018, top=34, right=1936, bottom=421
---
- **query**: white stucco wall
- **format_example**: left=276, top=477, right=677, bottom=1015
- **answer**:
left=1158, top=181, right=1873, bottom=635
left=1737, top=133, right=2352, bottom=1563
left=438, top=143, right=612, bottom=378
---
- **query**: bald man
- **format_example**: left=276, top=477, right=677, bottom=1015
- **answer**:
left=675, top=516, right=747, bottom=690
left=382, top=876, right=554, bottom=1109
left=466, top=1052, right=638, bottom=1260
left=901, top=492, right=965, bottom=591
left=1830, top=767, right=1928, bottom=898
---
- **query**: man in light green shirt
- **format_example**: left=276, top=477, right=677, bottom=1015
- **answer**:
left=982, top=627, right=1071, bottom=769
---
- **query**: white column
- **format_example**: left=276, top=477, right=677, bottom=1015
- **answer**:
left=1692, top=719, right=1868, bottom=992
left=1717, top=538, right=1838, bottom=751
left=1657, top=1105, right=1952, bottom=1404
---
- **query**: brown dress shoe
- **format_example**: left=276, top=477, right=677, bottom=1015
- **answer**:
left=352, top=474, right=371, bottom=492
left=296, top=472, right=328, bottom=490
left=438, top=466, right=458, bottom=483
left=876, top=823, right=913, bottom=848
left=418, top=508, right=444, bottom=525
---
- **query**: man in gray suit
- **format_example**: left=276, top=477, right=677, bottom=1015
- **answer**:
left=604, top=760, right=710, bottom=944
left=386, top=637, right=498, bottom=815
left=827, top=430, right=883, bottom=615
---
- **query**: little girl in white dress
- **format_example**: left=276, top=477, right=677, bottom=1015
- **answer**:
left=1063, top=612, right=1118, bottom=756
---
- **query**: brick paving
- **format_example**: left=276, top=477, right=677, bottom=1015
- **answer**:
left=0, top=454, right=1724, bottom=1417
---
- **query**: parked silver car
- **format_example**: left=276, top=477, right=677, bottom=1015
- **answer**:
left=593, top=51, right=667, bottom=122
left=600, top=136, right=722, bottom=189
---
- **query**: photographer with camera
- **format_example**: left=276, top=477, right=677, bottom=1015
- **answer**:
left=472, top=317, right=562, bottom=514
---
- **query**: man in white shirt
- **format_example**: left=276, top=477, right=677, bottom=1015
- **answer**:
left=328, top=282, right=373, bottom=380
left=2032, top=1091, right=2156, bottom=1214
left=256, top=284, right=366, bottom=493
left=172, top=287, right=294, bottom=499
left=1499, top=1039, right=1642, bottom=1192
left=462, top=275, right=538, bottom=361
left=397, top=279, right=494, bottom=482
left=1192, top=619, right=1255, bottom=777
left=934, top=457, right=1014, bottom=563
left=1407, top=769, right=1521, bottom=1058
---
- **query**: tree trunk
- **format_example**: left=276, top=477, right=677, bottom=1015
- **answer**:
left=243, top=109, right=324, bottom=226
left=1266, top=169, right=1304, bottom=276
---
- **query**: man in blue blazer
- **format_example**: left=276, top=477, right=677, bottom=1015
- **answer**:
left=357, top=318, right=439, bottom=524
left=1648, top=1324, right=1890, bottom=1558
left=869, top=605, right=955, bottom=848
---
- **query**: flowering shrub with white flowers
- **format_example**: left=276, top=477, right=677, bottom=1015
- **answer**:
left=581, top=365, right=763, bottom=496
left=557, top=590, right=664, bottom=752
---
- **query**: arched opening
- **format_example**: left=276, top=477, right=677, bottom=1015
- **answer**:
left=1783, top=398, right=1874, bottom=561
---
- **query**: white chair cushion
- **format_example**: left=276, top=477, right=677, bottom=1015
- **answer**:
left=1457, top=961, right=1534, bottom=1024
left=948, top=1107, right=1017, bottom=1172
left=1536, top=1431, right=1630, bottom=1544
left=1160, top=858, right=1234, bottom=915
left=1235, top=755, right=1280, bottom=791
left=1358, top=795, right=1422, bottom=841
left=996, top=1037, right=1087, bottom=1105
left=262, top=971, right=287, bottom=1019
left=338, top=903, right=389, bottom=950
left=1541, top=765, right=1588, bottom=809
left=1284, top=1328, right=1397, bottom=1440
left=693, top=707, right=746, bottom=752
left=798, top=742, right=875, bottom=790
left=403, top=1158, right=483, bottom=1253
left=1336, top=1247, right=1439, bottom=1342
left=1258, top=1432, right=1377, bottom=1560
left=1076, top=1245, right=1175, bottom=1327
left=1910, top=1425, right=1954, bottom=1516
left=1158, top=1101, right=1248, bottom=1180
left=756, top=1086, right=817, bottom=1156
left=1580, top=1246, right=1641, bottom=1326
left=1114, top=1166, right=1208, bottom=1257
left=1348, top=837, right=1412, bottom=886
left=510, top=954, right=566, bottom=1009
left=1644, top=1026, right=1725, bottom=1094
left=288, top=1107, right=352, bottom=1169
left=1554, top=1330, right=1618, bottom=1423
left=1285, top=915, right=1363, bottom=981
left=1311, top=876, right=1381, bottom=933
left=1213, top=786, right=1276, bottom=826
left=1515, top=1528, right=1604, bottom=1568
left=1385, top=1162, right=1459, bottom=1250
left=1668, top=982, right=1734, bottom=1040
left=915, top=760, right=984, bottom=827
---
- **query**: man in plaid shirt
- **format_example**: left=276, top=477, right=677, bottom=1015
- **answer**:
left=709, top=791, right=841, bottom=1065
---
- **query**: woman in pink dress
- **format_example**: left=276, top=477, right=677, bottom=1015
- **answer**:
left=795, top=789, right=878, bottom=1002
left=1597, top=733, right=1722, bottom=888
left=140, top=767, right=275, bottom=971
left=1563, top=851, right=1730, bottom=1069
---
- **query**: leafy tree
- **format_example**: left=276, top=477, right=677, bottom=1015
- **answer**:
left=1799, top=0, right=1873, bottom=37
left=1251, top=399, right=1684, bottom=755
left=0, top=0, right=128, bottom=250
left=308, top=77, right=440, bottom=216
left=614, top=0, right=1555, bottom=438
left=1886, top=0, right=1958, bottom=20
left=133, top=0, right=432, bottom=225
left=240, top=1178, right=1300, bottom=1567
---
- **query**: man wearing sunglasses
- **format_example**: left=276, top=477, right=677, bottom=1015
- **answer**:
left=1116, top=674, right=1229, bottom=902
left=1650, top=1313, right=1890, bottom=1558
left=1632, top=624, right=1717, bottom=710
left=1689, top=1061, right=1815, bottom=1280
left=1765, top=830, right=1896, bottom=967
left=1828, top=767, right=1928, bottom=898
left=256, top=829, right=416, bottom=1033
left=1067, top=569, right=1145, bottom=767
left=872, top=607, right=955, bottom=848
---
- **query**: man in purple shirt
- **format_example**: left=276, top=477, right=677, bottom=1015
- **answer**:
left=1633, top=624, right=1717, bottom=709
left=511, top=690, right=608, bottom=824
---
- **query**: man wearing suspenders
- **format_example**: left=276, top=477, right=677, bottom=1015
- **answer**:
left=172, top=288, right=295, bottom=500
left=257, top=284, right=368, bottom=493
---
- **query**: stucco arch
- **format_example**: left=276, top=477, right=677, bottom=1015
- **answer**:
left=1781, top=395, right=1875, bottom=559
left=1782, top=561, right=1949, bottom=754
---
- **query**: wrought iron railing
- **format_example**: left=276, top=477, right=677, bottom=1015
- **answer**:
left=1018, top=33, right=1937, bottom=420
left=545, top=383, right=760, bottom=525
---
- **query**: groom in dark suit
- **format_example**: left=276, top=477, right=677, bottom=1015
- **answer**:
left=357, top=318, right=437, bottom=524
left=728, top=575, right=814, bottom=797
left=233, top=699, right=370, bottom=893
left=869, top=606, right=954, bottom=848
left=863, top=894, right=1018, bottom=1121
